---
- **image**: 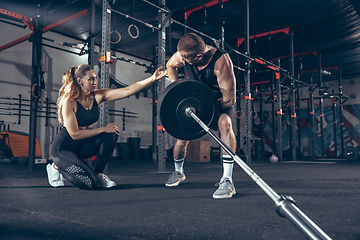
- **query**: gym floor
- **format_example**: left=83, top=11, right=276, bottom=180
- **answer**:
left=0, top=158, right=359, bottom=240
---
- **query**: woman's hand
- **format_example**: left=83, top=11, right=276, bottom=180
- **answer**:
left=103, top=123, right=120, bottom=135
left=152, top=66, right=168, bottom=81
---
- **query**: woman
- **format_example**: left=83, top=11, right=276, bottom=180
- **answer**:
left=47, top=64, right=167, bottom=189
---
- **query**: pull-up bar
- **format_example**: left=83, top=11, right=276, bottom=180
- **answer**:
left=276, top=51, right=317, bottom=60
left=0, top=9, right=89, bottom=52
left=141, top=0, right=170, bottom=14
left=184, top=0, right=230, bottom=20
left=110, top=8, right=160, bottom=31
left=170, top=18, right=220, bottom=45
left=237, top=27, right=290, bottom=46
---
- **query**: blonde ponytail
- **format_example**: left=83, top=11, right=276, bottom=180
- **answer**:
left=56, top=64, right=93, bottom=124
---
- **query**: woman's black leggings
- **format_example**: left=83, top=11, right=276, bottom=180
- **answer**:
left=51, top=128, right=118, bottom=189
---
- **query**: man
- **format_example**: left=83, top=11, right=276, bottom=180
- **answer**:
left=165, top=33, right=237, bottom=199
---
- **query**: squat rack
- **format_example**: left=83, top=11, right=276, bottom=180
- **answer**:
left=109, top=0, right=228, bottom=171
left=235, top=20, right=349, bottom=161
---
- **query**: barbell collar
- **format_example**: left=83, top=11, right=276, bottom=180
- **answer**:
left=185, top=107, right=195, bottom=117
left=275, top=197, right=332, bottom=240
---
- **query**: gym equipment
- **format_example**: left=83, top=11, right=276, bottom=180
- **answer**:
left=270, top=153, right=279, bottom=163
left=0, top=131, right=42, bottom=164
left=128, top=24, right=139, bottom=39
left=159, top=80, right=219, bottom=141
left=159, top=80, right=331, bottom=240
left=344, top=146, right=359, bottom=161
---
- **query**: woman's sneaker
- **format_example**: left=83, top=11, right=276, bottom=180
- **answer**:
left=96, top=173, right=117, bottom=188
left=46, top=163, right=65, bottom=187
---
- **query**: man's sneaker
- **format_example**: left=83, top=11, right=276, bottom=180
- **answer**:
left=213, top=177, right=236, bottom=199
left=46, top=163, right=65, bottom=187
left=96, top=173, right=117, bottom=188
left=165, top=171, right=186, bottom=187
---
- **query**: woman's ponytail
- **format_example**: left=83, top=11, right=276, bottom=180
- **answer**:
left=56, top=64, right=94, bottom=124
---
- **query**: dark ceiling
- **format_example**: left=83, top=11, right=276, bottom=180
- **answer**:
left=1, top=0, right=360, bottom=86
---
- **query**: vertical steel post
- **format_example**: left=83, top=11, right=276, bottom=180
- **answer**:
left=272, top=88, right=276, bottom=154
left=338, top=64, right=344, bottom=157
left=244, top=0, right=252, bottom=164
left=289, top=26, right=297, bottom=161
left=152, top=47, right=158, bottom=165
left=100, top=0, right=111, bottom=129
left=332, top=90, right=337, bottom=157
left=296, top=85, right=301, bottom=157
left=318, top=51, right=325, bottom=158
left=309, top=76, right=316, bottom=160
left=236, top=48, right=241, bottom=156
left=275, top=59, right=282, bottom=162
left=28, top=4, right=43, bottom=171
left=88, top=0, right=96, bottom=67
left=86, top=0, right=97, bottom=169
left=269, top=34, right=276, bottom=155
left=260, top=85, right=265, bottom=159
left=157, top=0, right=167, bottom=172
left=220, top=0, right=225, bottom=50
left=168, top=18, right=172, bottom=54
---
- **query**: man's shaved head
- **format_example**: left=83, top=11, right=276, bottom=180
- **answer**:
left=177, top=33, right=206, bottom=57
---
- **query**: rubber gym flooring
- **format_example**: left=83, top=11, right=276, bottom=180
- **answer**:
left=0, top=157, right=359, bottom=240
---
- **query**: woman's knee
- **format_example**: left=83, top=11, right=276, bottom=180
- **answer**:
left=104, top=132, right=118, bottom=142
left=96, top=132, right=118, bottom=148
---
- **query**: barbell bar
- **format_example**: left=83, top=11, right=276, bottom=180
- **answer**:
left=159, top=80, right=331, bottom=240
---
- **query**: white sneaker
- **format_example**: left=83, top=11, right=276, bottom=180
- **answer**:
left=165, top=171, right=186, bottom=187
left=213, top=177, right=236, bottom=199
left=96, top=173, right=117, bottom=188
left=46, top=163, right=65, bottom=187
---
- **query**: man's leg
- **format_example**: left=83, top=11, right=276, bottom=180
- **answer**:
left=213, top=113, right=237, bottom=199
left=165, top=139, right=189, bottom=187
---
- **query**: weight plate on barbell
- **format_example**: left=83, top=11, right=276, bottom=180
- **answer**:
left=159, top=80, right=219, bottom=140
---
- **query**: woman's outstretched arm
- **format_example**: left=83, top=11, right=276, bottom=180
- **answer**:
left=96, top=66, right=167, bottom=103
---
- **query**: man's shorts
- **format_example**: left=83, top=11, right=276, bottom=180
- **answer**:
left=209, top=104, right=235, bottom=130
left=219, top=104, right=235, bottom=118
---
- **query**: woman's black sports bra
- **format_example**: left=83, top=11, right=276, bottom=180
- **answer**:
left=75, top=96, right=99, bottom=127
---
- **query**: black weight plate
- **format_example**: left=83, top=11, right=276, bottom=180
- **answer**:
left=159, top=80, right=219, bottom=140
left=344, top=146, right=359, bottom=161
left=18, top=156, right=27, bottom=165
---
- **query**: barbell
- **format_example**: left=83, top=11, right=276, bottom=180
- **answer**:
left=159, top=79, right=219, bottom=140
left=158, top=79, right=331, bottom=240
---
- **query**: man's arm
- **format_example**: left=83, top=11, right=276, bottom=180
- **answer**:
left=166, top=51, right=185, bottom=83
left=214, top=53, right=237, bottom=109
